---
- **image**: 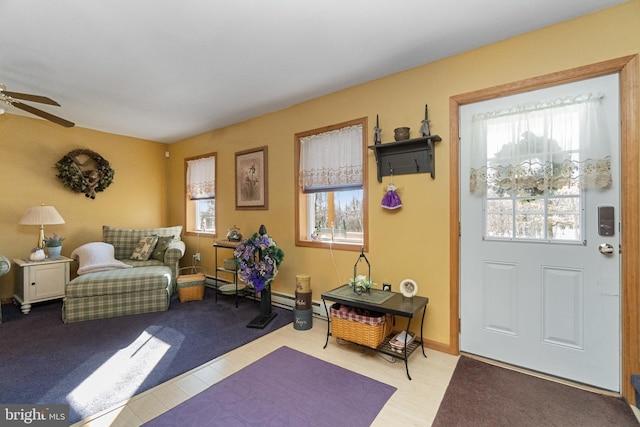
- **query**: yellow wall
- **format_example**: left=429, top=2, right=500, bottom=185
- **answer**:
left=0, top=1, right=637, bottom=351
left=0, top=114, right=168, bottom=298
left=169, top=1, right=640, bottom=348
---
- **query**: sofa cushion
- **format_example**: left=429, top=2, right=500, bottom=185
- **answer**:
left=62, top=288, right=169, bottom=323
left=121, top=259, right=164, bottom=268
left=66, top=266, right=172, bottom=298
left=151, top=235, right=174, bottom=261
left=103, top=225, right=182, bottom=260
left=63, top=265, right=172, bottom=323
left=71, top=242, right=133, bottom=275
left=130, top=236, right=158, bottom=261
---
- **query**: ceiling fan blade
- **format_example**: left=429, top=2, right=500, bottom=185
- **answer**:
left=11, top=101, right=75, bottom=128
left=1, top=90, right=61, bottom=106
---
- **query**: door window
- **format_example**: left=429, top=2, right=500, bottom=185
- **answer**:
left=471, top=94, right=612, bottom=243
left=485, top=187, right=583, bottom=242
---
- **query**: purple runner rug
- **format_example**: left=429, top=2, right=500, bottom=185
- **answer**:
left=144, top=346, right=396, bottom=427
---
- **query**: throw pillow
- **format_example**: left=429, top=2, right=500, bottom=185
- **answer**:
left=130, top=236, right=159, bottom=261
left=71, top=242, right=133, bottom=275
left=151, top=235, right=174, bottom=261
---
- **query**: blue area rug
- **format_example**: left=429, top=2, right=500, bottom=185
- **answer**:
left=145, top=346, right=396, bottom=426
left=0, top=288, right=292, bottom=424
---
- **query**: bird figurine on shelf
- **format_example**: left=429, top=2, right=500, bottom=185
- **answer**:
left=420, top=103, right=431, bottom=136
left=374, top=114, right=382, bottom=145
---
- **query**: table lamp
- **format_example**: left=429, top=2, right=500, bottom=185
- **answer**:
left=19, top=204, right=65, bottom=249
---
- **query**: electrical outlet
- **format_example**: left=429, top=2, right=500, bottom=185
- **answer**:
left=194, top=253, right=201, bottom=262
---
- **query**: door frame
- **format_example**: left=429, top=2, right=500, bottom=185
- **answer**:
left=449, top=55, right=639, bottom=402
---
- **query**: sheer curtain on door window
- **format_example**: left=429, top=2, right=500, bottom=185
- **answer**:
left=469, top=93, right=612, bottom=196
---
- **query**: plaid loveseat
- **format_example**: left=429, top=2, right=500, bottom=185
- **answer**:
left=102, top=225, right=185, bottom=285
left=62, top=226, right=185, bottom=323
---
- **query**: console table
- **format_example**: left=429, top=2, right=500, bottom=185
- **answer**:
left=321, top=285, right=428, bottom=380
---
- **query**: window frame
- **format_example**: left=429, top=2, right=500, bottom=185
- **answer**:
left=184, top=152, right=217, bottom=237
left=294, top=117, right=369, bottom=252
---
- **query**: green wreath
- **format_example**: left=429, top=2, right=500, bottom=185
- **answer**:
left=55, top=149, right=115, bottom=199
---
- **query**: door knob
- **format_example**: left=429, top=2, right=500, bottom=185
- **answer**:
left=598, top=243, right=615, bottom=255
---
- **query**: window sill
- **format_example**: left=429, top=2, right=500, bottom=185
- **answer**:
left=296, top=239, right=366, bottom=252
left=185, top=231, right=216, bottom=238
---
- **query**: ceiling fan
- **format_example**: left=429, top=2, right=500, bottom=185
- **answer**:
left=0, top=83, right=75, bottom=127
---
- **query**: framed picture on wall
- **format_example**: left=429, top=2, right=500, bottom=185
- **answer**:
left=235, top=146, right=268, bottom=210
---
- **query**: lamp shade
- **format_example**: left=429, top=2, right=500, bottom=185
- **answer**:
left=19, top=205, right=65, bottom=225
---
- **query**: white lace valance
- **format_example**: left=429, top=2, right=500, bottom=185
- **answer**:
left=186, top=156, right=215, bottom=200
left=469, top=93, right=612, bottom=194
left=299, top=124, right=363, bottom=193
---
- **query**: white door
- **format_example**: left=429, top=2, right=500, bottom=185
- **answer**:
left=459, top=74, right=621, bottom=391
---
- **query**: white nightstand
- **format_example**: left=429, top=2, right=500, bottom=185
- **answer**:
left=13, top=256, right=72, bottom=314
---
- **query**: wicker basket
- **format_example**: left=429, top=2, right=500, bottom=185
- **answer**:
left=330, top=303, right=392, bottom=349
left=177, top=267, right=205, bottom=303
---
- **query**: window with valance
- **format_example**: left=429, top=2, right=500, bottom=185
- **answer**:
left=185, top=154, right=216, bottom=234
left=469, top=93, right=612, bottom=242
left=295, top=118, right=367, bottom=249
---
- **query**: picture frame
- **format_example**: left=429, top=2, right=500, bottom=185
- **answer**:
left=235, top=146, right=268, bottom=210
left=399, top=279, right=418, bottom=298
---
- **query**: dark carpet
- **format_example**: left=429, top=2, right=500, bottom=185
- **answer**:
left=144, top=346, right=396, bottom=427
left=0, top=288, right=292, bottom=424
left=432, top=356, right=638, bottom=427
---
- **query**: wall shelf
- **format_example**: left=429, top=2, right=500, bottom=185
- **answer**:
left=368, top=135, right=442, bottom=182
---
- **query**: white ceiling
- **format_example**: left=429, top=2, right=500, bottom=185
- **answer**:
left=0, top=0, right=626, bottom=143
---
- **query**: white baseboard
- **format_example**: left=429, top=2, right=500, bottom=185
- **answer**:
left=204, top=275, right=329, bottom=319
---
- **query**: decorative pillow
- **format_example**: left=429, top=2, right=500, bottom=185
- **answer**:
left=103, top=225, right=183, bottom=259
left=71, top=242, right=133, bottom=275
left=151, top=235, right=174, bottom=261
left=130, top=236, right=159, bottom=261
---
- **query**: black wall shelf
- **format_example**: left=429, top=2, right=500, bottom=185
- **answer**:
left=368, top=135, right=442, bottom=182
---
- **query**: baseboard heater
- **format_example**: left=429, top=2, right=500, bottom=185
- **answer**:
left=269, top=290, right=329, bottom=319
left=205, top=275, right=329, bottom=319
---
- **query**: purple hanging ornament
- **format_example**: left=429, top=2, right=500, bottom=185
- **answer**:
left=381, top=184, right=402, bottom=209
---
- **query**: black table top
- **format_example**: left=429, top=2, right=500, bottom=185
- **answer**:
left=321, top=285, right=428, bottom=318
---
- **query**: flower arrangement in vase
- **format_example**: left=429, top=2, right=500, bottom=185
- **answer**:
left=43, top=233, right=65, bottom=259
left=349, top=275, right=376, bottom=295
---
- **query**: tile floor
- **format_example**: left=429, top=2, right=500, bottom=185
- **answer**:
left=72, top=316, right=639, bottom=426
left=71, top=317, right=457, bottom=426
